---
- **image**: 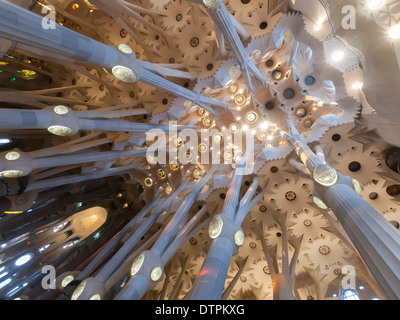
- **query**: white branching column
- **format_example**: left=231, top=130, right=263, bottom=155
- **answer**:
left=197, top=0, right=267, bottom=92
left=70, top=186, right=185, bottom=300
left=253, top=214, right=302, bottom=300
left=0, top=106, right=182, bottom=135
left=282, top=123, right=400, bottom=300
left=0, top=147, right=147, bottom=178
left=0, top=1, right=227, bottom=111
left=113, top=167, right=217, bottom=300
left=188, top=157, right=262, bottom=300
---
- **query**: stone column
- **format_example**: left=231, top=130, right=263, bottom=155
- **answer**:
left=324, top=182, right=400, bottom=300
left=198, top=0, right=267, bottom=91
left=283, top=126, right=400, bottom=299
left=188, top=159, right=260, bottom=300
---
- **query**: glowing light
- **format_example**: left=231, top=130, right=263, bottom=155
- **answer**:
left=209, top=215, right=223, bottom=239
left=131, top=254, right=145, bottom=276
left=229, top=85, right=238, bottom=93
left=112, top=65, right=137, bottom=83
left=352, top=179, right=362, bottom=195
left=313, top=164, right=338, bottom=186
left=368, top=0, right=384, bottom=9
left=15, top=254, right=32, bottom=266
left=0, top=278, right=11, bottom=289
left=257, top=131, right=268, bottom=141
left=260, top=122, right=269, bottom=130
left=150, top=266, right=163, bottom=282
left=296, top=108, right=306, bottom=118
left=144, top=178, right=153, bottom=187
left=157, top=169, right=166, bottom=179
left=265, top=142, right=274, bottom=148
left=61, top=275, right=75, bottom=288
left=53, top=105, right=69, bottom=115
left=5, top=151, right=20, bottom=161
left=314, top=23, right=323, bottom=31
left=214, top=134, right=223, bottom=143
left=389, top=25, right=400, bottom=39
left=234, top=94, right=246, bottom=106
left=0, top=170, right=24, bottom=178
left=246, top=112, right=258, bottom=123
left=170, top=162, right=179, bottom=171
left=229, top=123, right=239, bottom=133
left=48, top=125, right=73, bottom=136
left=234, top=230, right=245, bottom=246
left=71, top=280, right=87, bottom=300
left=224, top=152, right=233, bottom=161
left=72, top=3, right=79, bottom=9
left=332, top=50, right=344, bottom=62
left=146, top=155, right=156, bottom=165
left=117, top=44, right=133, bottom=55
left=90, top=294, right=101, bottom=300
left=202, top=117, right=213, bottom=127
left=313, top=196, right=328, bottom=210
left=352, top=82, right=363, bottom=90
left=193, top=168, right=202, bottom=179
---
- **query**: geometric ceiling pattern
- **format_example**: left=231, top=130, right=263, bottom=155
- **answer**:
left=0, top=0, right=399, bottom=301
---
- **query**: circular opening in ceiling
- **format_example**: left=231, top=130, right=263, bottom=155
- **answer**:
left=332, top=134, right=341, bottom=142
left=190, top=37, right=199, bottom=47
left=285, top=191, right=296, bottom=201
left=266, top=60, right=274, bottom=67
left=272, top=70, right=282, bottom=80
left=348, top=161, right=361, bottom=172
left=220, top=193, right=226, bottom=199
left=206, top=63, right=214, bottom=71
left=265, top=101, right=275, bottom=110
left=369, top=192, right=378, bottom=200
left=241, top=0, right=251, bottom=4
left=259, top=22, right=267, bottom=30
left=271, top=166, right=278, bottom=173
left=386, top=185, right=400, bottom=196
left=276, top=232, right=282, bottom=237
left=283, top=88, right=295, bottom=99
left=390, top=221, right=400, bottom=229
left=305, top=76, right=315, bottom=85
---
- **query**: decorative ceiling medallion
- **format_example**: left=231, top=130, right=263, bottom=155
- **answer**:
left=259, top=205, right=267, bottom=212
left=263, top=266, right=270, bottom=274
left=334, top=268, right=342, bottom=276
left=285, top=191, right=297, bottom=201
left=319, top=245, right=330, bottom=255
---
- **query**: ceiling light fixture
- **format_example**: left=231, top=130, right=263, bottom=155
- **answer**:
left=368, top=0, right=384, bottom=9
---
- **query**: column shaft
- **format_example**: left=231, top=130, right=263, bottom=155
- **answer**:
left=325, top=184, right=400, bottom=299
left=0, top=1, right=119, bottom=68
left=189, top=237, right=234, bottom=300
